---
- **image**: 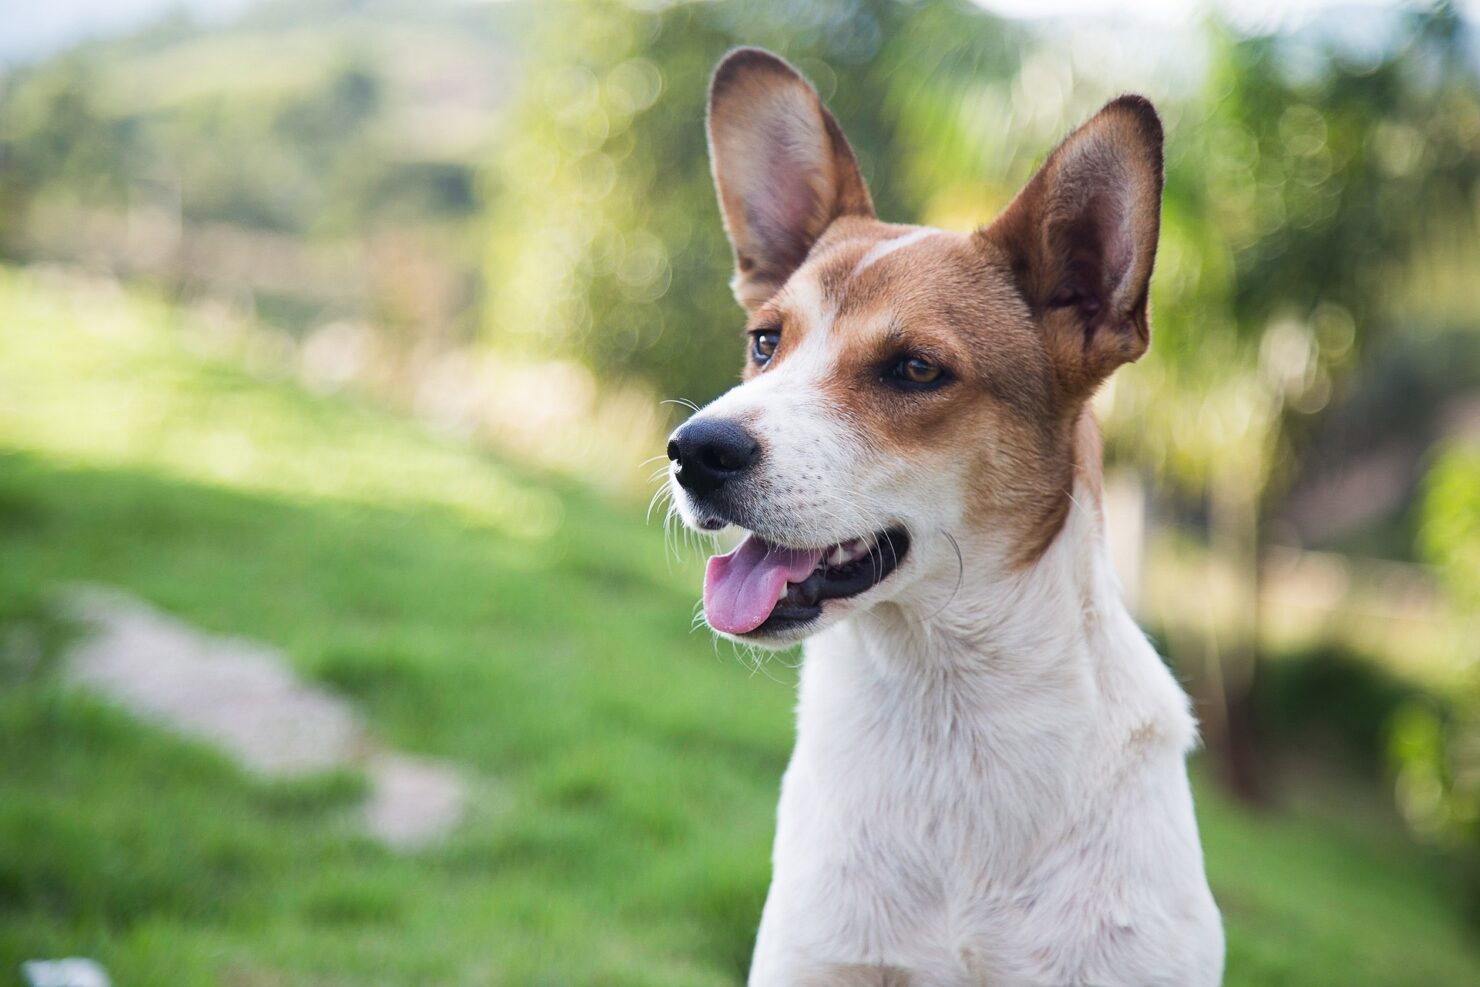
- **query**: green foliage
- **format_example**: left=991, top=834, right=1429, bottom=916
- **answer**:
left=1397, top=444, right=1480, bottom=904
left=1388, top=695, right=1480, bottom=921
left=1422, top=444, right=1480, bottom=607
left=1256, top=645, right=1426, bottom=768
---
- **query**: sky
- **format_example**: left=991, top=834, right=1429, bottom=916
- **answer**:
left=2, top=0, right=1477, bottom=66
left=0, top=0, right=257, bottom=64
left=978, top=0, right=1480, bottom=32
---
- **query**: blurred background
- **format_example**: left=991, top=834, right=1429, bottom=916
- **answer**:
left=2, top=0, right=1479, bottom=984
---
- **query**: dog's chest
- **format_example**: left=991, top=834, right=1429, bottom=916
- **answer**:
left=756, top=629, right=1218, bottom=984
left=773, top=640, right=1091, bottom=905
left=789, top=629, right=1099, bottom=840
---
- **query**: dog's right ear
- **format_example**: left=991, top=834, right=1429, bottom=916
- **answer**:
left=708, top=48, right=874, bottom=311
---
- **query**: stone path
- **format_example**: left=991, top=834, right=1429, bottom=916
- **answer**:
left=61, top=586, right=468, bottom=850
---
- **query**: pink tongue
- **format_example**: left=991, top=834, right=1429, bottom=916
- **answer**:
left=704, top=536, right=825, bottom=635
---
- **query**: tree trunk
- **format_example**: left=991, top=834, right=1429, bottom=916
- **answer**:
left=1207, top=467, right=1266, bottom=804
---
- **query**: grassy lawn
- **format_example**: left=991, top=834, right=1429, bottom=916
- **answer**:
left=2, top=265, right=1478, bottom=986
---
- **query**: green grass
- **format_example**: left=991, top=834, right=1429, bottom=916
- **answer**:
left=1, top=265, right=1478, bottom=985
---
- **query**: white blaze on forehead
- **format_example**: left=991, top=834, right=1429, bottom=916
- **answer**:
left=782, top=268, right=836, bottom=334
left=850, top=226, right=942, bottom=279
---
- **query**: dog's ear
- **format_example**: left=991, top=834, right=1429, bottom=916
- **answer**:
left=708, top=48, right=875, bottom=310
left=980, top=96, right=1164, bottom=399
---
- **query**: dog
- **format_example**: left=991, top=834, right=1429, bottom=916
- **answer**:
left=664, top=48, right=1223, bottom=987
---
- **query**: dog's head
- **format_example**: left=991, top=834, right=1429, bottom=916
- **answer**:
left=668, top=48, right=1163, bottom=646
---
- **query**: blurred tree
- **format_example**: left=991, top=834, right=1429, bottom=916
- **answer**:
left=1111, top=4, right=1480, bottom=798
left=0, top=58, right=138, bottom=253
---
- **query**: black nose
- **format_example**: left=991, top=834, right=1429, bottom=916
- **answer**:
left=667, top=419, right=760, bottom=496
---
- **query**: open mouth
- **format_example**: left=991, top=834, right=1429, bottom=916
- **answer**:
left=702, top=527, right=910, bottom=637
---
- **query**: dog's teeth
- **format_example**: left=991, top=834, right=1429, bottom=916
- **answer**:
left=827, top=545, right=848, bottom=566
left=777, top=582, right=789, bottom=603
left=845, top=538, right=869, bottom=562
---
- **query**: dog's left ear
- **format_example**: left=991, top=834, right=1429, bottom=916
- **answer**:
left=980, top=96, right=1164, bottom=398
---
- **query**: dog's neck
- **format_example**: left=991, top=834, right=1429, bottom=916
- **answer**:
left=796, top=482, right=1195, bottom=837
left=826, top=480, right=1122, bottom=679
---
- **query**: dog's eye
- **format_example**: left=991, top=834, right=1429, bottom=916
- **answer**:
left=901, top=358, right=941, bottom=383
left=888, top=356, right=945, bottom=388
left=751, top=330, right=780, bottom=365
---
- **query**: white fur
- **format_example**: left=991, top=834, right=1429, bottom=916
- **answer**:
left=669, top=239, right=1222, bottom=987
left=851, top=227, right=942, bottom=279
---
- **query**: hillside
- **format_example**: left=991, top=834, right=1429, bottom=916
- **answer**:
left=3, top=268, right=1479, bottom=984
